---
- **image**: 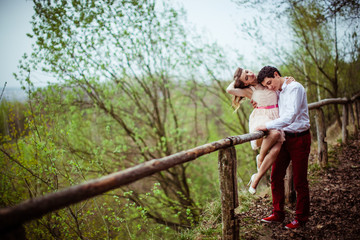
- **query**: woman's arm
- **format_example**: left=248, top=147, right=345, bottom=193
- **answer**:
left=226, top=81, right=253, bottom=99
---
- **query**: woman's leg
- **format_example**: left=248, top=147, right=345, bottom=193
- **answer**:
left=251, top=141, right=282, bottom=189
left=257, top=130, right=281, bottom=169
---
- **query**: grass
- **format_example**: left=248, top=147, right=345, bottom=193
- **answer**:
left=179, top=201, right=222, bottom=239
left=178, top=187, right=272, bottom=240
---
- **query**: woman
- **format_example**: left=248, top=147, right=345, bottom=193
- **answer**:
left=226, top=67, right=293, bottom=194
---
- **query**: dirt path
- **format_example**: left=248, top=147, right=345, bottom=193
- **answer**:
left=236, top=133, right=360, bottom=239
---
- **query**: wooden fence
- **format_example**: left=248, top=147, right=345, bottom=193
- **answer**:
left=1, top=93, right=359, bottom=239
left=309, top=93, right=360, bottom=167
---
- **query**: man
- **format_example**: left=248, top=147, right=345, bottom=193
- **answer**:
left=256, top=66, right=311, bottom=230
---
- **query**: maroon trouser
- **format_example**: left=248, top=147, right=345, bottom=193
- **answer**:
left=271, top=131, right=311, bottom=222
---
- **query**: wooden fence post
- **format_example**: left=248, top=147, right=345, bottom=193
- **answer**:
left=218, top=146, right=239, bottom=240
left=315, top=108, right=328, bottom=167
left=342, top=102, right=349, bottom=144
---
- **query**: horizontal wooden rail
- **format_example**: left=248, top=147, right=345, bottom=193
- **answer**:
left=0, top=132, right=265, bottom=232
left=308, top=97, right=348, bottom=109
left=308, top=92, right=360, bottom=110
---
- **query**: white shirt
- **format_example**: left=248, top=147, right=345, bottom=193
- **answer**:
left=265, top=81, right=310, bottom=132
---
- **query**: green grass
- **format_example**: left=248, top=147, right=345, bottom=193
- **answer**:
left=178, top=201, right=222, bottom=239
left=178, top=190, right=262, bottom=240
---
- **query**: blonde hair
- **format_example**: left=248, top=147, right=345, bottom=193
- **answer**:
left=232, top=67, right=248, bottom=111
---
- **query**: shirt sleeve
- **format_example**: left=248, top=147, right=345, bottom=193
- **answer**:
left=265, top=84, right=305, bottom=130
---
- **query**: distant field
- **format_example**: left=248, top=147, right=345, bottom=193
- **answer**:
left=1, top=87, right=27, bottom=102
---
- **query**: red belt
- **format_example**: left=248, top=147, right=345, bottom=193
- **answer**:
left=257, top=104, right=278, bottom=109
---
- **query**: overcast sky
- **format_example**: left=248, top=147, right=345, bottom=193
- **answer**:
left=0, top=0, right=34, bottom=88
left=0, top=0, right=258, bottom=88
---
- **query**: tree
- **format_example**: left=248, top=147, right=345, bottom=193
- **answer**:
left=11, top=0, right=230, bottom=237
left=233, top=0, right=360, bottom=126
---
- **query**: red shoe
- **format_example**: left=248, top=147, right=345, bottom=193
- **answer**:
left=285, top=219, right=305, bottom=229
left=261, top=214, right=284, bottom=223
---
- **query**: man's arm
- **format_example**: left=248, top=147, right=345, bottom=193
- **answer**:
left=265, top=83, right=306, bottom=130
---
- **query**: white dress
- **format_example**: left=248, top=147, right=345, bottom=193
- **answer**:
left=248, top=85, right=285, bottom=150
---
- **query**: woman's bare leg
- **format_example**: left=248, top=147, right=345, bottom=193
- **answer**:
left=257, top=130, right=281, bottom=169
left=251, top=142, right=282, bottom=189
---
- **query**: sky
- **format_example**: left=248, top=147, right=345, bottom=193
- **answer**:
left=0, top=0, right=34, bottom=88
left=175, top=0, right=257, bottom=56
left=0, top=0, right=259, bottom=89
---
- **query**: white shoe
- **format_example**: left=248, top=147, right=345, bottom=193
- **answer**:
left=248, top=186, right=256, bottom=195
left=247, top=174, right=257, bottom=195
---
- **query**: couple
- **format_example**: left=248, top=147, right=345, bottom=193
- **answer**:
left=227, top=66, right=311, bottom=230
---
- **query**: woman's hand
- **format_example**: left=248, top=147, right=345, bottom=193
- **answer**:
left=255, top=125, right=268, bottom=132
left=226, top=81, right=236, bottom=92
left=226, top=81, right=253, bottom=99
left=285, top=76, right=296, bottom=85
left=250, top=99, right=257, bottom=108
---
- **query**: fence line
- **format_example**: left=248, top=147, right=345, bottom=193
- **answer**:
left=0, top=132, right=265, bottom=233
left=1, top=92, right=359, bottom=239
left=309, top=93, right=360, bottom=166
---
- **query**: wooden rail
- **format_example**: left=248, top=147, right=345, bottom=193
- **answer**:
left=1, top=92, right=359, bottom=239
left=0, top=132, right=265, bottom=234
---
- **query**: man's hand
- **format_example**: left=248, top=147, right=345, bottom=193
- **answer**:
left=256, top=125, right=268, bottom=132
left=250, top=99, right=257, bottom=108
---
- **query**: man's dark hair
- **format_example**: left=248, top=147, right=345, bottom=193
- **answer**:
left=257, top=66, right=282, bottom=84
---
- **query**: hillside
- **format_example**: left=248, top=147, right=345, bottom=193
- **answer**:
left=237, top=132, right=360, bottom=239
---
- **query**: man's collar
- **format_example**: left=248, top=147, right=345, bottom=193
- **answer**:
left=279, top=81, right=288, bottom=92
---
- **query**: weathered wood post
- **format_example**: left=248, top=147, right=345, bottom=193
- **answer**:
left=342, top=101, right=349, bottom=144
left=218, top=146, right=239, bottom=240
left=315, top=108, right=328, bottom=167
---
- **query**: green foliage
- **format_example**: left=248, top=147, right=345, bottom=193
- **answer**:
left=7, top=0, right=358, bottom=238
left=5, top=0, right=248, bottom=238
left=0, top=99, right=28, bottom=141
left=0, top=81, right=255, bottom=238
left=234, top=0, right=360, bottom=128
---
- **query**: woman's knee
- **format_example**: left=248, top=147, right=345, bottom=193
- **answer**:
left=269, top=130, right=281, bottom=140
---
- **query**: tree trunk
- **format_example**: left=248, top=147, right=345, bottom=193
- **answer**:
left=284, top=163, right=296, bottom=205
left=349, top=101, right=358, bottom=135
left=356, top=100, right=360, bottom=131
left=342, top=103, right=349, bottom=144
left=334, top=104, right=342, bottom=129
